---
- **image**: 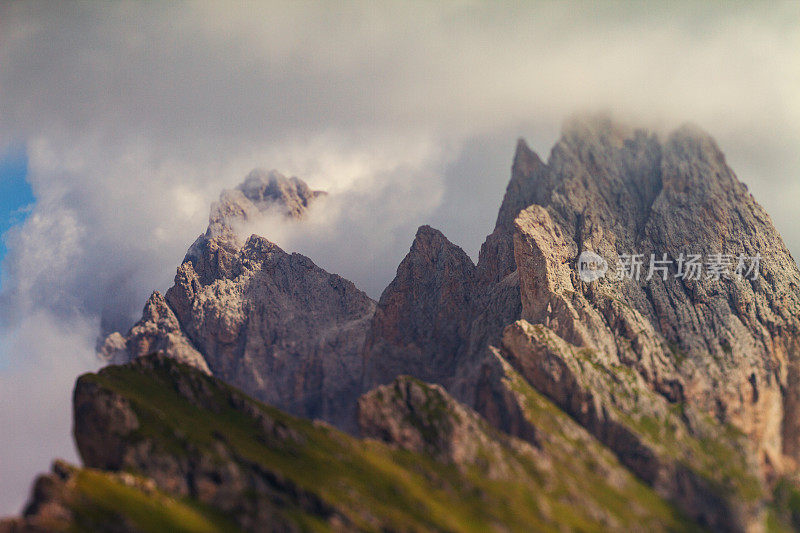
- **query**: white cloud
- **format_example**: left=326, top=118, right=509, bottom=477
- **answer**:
left=0, top=0, right=798, bottom=514
left=0, top=311, right=100, bottom=514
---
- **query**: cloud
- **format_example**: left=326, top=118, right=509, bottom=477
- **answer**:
left=0, top=0, right=798, bottom=514
left=0, top=311, right=100, bottom=514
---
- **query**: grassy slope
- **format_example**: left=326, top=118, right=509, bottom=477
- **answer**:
left=68, top=468, right=239, bottom=533
left=74, top=357, right=700, bottom=532
left=516, top=322, right=763, bottom=506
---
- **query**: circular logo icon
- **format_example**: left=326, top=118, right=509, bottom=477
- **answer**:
left=577, top=251, right=608, bottom=283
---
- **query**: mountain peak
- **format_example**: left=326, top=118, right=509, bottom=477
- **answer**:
left=206, top=169, right=325, bottom=241
left=560, top=112, right=633, bottom=145
left=363, top=226, right=477, bottom=389
left=408, top=225, right=469, bottom=263
left=237, top=168, right=327, bottom=219
left=179, top=170, right=325, bottom=282
left=665, top=122, right=728, bottom=167
left=241, top=233, right=284, bottom=259
left=511, top=137, right=543, bottom=186
left=477, top=137, right=547, bottom=283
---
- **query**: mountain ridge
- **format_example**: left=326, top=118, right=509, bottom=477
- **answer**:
left=8, top=114, right=800, bottom=531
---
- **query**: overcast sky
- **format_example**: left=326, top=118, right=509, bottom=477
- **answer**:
left=0, top=1, right=798, bottom=514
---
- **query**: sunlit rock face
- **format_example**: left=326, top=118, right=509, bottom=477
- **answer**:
left=507, top=116, right=800, bottom=476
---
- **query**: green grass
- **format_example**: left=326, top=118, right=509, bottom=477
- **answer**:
left=767, top=477, right=800, bottom=532
left=76, top=355, right=703, bottom=532
left=507, top=321, right=764, bottom=523
left=501, top=356, right=702, bottom=532
left=79, top=360, right=554, bottom=531
left=60, top=467, right=239, bottom=533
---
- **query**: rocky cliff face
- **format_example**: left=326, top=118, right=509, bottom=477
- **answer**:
left=165, top=234, right=374, bottom=429
left=496, top=319, right=764, bottom=530
left=361, top=226, right=477, bottom=389
left=100, top=170, right=373, bottom=430
left=361, top=178, right=529, bottom=404
left=507, top=116, right=800, bottom=475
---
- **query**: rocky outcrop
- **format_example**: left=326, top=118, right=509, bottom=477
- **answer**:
left=473, top=343, right=752, bottom=529
left=498, top=319, right=764, bottom=530
left=358, top=375, right=521, bottom=478
left=99, top=291, right=209, bottom=372
left=0, top=461, right=191, bottom=533
left=0, top=461, right=76, bottom=533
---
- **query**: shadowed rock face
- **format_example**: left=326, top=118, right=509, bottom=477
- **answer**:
left=164, top=235, right=375, bottom=430
left=361, top=226, right=477, bottom=389
left=361, top=147, right=540, bottom=402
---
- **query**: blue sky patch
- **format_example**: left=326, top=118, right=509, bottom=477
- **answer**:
left=0, top=144, right=34, bottom=279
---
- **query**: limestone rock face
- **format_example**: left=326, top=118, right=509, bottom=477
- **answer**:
left=100, top=171, right=373, bottom=430
left=497, top=319, right=764, bottom=531
left=165, top=234, right=375, bottom=429
left=361, top=226, right=477, bottom=389
left=509, top=115, right=800, bottom=476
